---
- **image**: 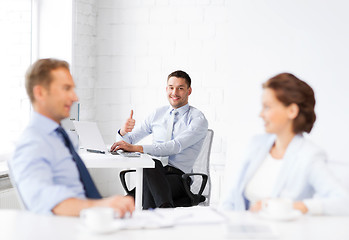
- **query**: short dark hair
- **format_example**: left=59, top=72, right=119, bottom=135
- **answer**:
left=263, top=73, right=316, bottom=134
left=25, top=58, right=70, bottom=103
left=167, top=70, right=191, bottom=88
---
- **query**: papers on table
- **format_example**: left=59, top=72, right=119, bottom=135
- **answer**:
left=119, top=207, right=279, bottom=239
left=79, top=206, right=279, bottom=239
left=118, top=206, right=226, bottom=230
left=118, top=210, right=173, bottom=229
left=153, top=206, right=227, bottom=225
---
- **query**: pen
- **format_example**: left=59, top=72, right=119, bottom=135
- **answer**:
left=86, top=149, right=105, bottom=154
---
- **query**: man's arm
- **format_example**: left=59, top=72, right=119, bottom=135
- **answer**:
left=111, top=109, right=155, bottom=151
left=52, top=195, right=135, bottom=217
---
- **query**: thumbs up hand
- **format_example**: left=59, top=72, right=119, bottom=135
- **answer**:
left=120, top=110, right=135, bottom=136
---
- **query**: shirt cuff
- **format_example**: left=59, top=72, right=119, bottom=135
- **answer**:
left=47, top=190, right=85, bottom=215
left=116, top=129, right=127, bottom=141
left=303, top=199, right=323, bottom=215
left=117, top=129, right=126, bottom=137
left=142, top=145, right=153, bottom=155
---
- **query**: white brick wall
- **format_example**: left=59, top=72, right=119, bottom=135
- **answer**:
left=2, top=0, right=348, bottom=208
left=75, top=1, right=349, bottom=206
left=73, top=0, right=227, bottom=202
left=0, top=0, right=31, bottom=154
left=74, top=0, right=97, bottom=121
left=95, top=0, right=229, bottom=165
left=73, top=0, right=230, bottom=203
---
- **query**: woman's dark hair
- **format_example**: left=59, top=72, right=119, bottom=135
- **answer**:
left=263, top=73, right=316, bottom=133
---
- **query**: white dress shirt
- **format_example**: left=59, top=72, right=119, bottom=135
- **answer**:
left=116, top=104, right=208, bottom=173
left=244, top=154, right=284, bottom=205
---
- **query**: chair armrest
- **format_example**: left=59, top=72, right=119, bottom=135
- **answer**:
left=119, top=169, right=136, bottom=194
left=181, top=173, right=208, bottom=205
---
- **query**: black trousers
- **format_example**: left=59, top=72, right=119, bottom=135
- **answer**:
left=142, top=159, right=190, bottom=209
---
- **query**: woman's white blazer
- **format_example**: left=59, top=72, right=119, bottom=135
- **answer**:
left=221, top=134, right=349, bottom=215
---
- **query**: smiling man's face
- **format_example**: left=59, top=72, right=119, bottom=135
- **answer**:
left=166, top=77, right=192, bottom=109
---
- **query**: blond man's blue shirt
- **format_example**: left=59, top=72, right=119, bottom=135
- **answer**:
left=9, top=112, right=85, bottom=214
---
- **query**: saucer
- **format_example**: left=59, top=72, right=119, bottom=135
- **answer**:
left=258, top=209, right=302, bottom=221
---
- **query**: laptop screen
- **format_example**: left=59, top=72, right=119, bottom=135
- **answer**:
left=73, top=121, right=107, bottom=153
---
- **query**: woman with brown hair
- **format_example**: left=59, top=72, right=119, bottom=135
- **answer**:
left=221, top=73, right=349, bottom=215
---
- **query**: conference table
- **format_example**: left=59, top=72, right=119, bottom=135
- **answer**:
left=1, top=207, right=349, bottom=240
left=79, top=150, right=154, bottom=211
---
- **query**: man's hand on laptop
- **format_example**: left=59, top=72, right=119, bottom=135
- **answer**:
left=120, top=110, right=135, bottom=136
left=110, top=140, right=143, bottom=153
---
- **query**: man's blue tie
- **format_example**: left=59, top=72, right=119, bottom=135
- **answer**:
left=56, top=126, right=102, bottom=199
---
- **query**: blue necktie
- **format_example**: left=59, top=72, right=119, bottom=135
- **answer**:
left=56, top=126, right=102, bottom=199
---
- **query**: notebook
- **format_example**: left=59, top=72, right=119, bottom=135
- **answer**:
left=73, top=121, right=108, bottom=153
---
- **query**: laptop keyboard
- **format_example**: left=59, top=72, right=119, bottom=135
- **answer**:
left=110, top=150, right=141, bottom=157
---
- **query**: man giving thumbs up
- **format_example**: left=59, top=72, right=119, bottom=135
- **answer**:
left=110, top=70, right=208, bottom=209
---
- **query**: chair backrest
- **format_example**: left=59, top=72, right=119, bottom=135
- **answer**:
left=190, top=129, right=214, bottom=206
left=7, top=162, right=27, bottom=210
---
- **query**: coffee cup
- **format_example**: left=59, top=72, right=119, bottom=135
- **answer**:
left=80, top=207, right=115, bottom=232
left=262, top=198, right=293, bottom=216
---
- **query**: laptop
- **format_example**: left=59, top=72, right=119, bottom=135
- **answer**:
left=73, top=121, right=108, bottom=153
left=73, top=121, right=141, bottom=157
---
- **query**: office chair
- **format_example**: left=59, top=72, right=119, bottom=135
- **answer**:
left=7, top=163, right=27, bottom=210
left=119, top=129, right=214, bottom=207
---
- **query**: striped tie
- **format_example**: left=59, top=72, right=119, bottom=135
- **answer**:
left=160, top=109, right=178, bottom=166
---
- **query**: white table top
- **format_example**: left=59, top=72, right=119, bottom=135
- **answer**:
left=79, top=151, right=154, bottom=211
left=80, top=151, right=154, bottom=169
left=1, top=208, right=349, bottom=240
left=0, top=151, right=155, bottom=175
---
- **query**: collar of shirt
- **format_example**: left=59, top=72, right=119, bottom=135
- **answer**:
left=30, top=111, right=60, bottom=136
left=168, top=103, right=190, bottom=117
